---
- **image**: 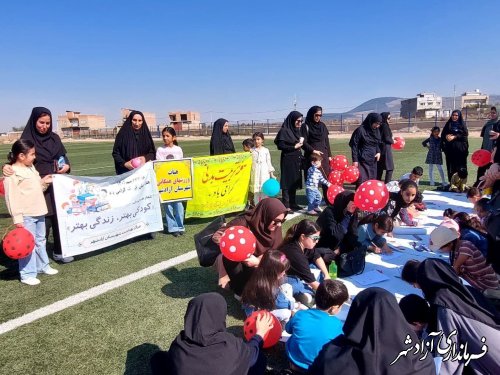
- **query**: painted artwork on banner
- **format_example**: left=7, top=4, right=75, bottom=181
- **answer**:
left=185, top=152, right=252, bottom=218
left=153, top=159, right=193, bottom=203
left=52, top=162, right=163, bottom=257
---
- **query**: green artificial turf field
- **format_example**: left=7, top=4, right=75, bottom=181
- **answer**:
left=0, top=136, right=481, bottom=374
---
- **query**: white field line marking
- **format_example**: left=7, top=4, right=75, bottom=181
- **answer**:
left=0, top=250, right=197, bottom=335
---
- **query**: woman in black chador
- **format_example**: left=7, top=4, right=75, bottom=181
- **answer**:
left=274, top=111, right=305, bottom=211
left=301, top=105, right=332, bottom=195
left=441, top=110, right=469, bottom=182
left=376, top=112, right=394, bottom=183
left=112, top=110, right=156, bottom=175
left=349, top=113, right=382, bottom=186
left=209, top=118, right=235, bottom=155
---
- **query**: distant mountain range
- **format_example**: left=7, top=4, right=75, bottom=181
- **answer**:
left=323, top=95, right=500, bottom=120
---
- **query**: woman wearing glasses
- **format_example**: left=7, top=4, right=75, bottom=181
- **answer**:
left=301, top=106, right=332, bottom=195
left=279, top=220, right=330, bottom=297
left=212, top=198, right=288, bottom=297
left=274, top=111, right=305, bottom=211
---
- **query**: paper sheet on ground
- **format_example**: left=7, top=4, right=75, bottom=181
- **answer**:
left=350, top=270, right=390, bottom=286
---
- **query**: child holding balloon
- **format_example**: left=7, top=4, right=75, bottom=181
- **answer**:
left=4, top=139, right=58, bottom=285
left=156, top=127, right=185, bottom=236
left=249, top=132, right=275, bottom=206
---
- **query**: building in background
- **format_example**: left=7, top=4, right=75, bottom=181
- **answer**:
left=57, top=111, right=106, bottom=136
left=400, top=93, right=443, bottom=119
left=168, top=111, right=201, bottom=131
left=461, top=89, right=489, bottom=109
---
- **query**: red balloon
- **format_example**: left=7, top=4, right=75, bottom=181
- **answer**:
left=471, top=149, right=492, bottom=167
left=343, top=165, right=360, bottom=183
left=0, top=178, right=4, bottom=197
left=2, top=227, right=35, bottom=259
left=243, top=311, right=282, bottom=348
left=328, top=170, right=343, bottom=185
left=327, top=185, right=345, bottom=204
left=392, top=136, right=405, bottom=150
left=330, top=155, right=348, bottom=171
left=219, top=226, right=256, bottom=261
left=354, top=180, right=389, bottom=212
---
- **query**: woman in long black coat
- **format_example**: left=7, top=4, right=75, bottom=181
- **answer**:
left=112, top=110, right=156, bottom=175
left=376, top=112, right=394, bottom=183
left=441, top=110, right=469, bottom=182
left=349, top=113, right=382, bottom=186
left=301, top=106, right=332, bottom=194
left=274, top=111, right=304, bottom=211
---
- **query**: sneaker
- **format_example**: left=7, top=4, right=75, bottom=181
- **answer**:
left=21, top=277, right=40, bottom=286
left=171, top=232, right=180, bottom=237
left=41, top=266, right=59, bottom=275
left=307, top=210, right=318, bottom=216
left=53, top=254, right=74, bottom=263
left=290, top=204, right=303, bottom=211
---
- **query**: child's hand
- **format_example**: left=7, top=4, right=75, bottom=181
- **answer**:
left=382, top=245, right=393, bottom=254
left=372, top=245, right=382, bottom=254
left=56, top=164, right=70, bottom=174
left=255, top=312, right=274, bottom=338
left=42, top=175, right=53, bottom=184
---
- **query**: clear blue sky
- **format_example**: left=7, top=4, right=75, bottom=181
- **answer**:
left=1, top=0, right=498, bottom=131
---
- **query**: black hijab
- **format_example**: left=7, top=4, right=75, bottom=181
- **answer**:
left=168, top=293, right=252, bottom=375
left=303, top=105, right=327, bottom=140
left=20, top=107, right=68, bottom=176
left=332, top=190, right=355, bottom=222
left=361, top=112, right=382, bottom=136
left=210, top=118, right=235, bottom=155
left=380, top=112, right=390, bottom=123
left=417, top=259, right=500, bottom=330
left=309, top=288, right=435, bottom=375
left=274, top=110, right=303, bottom=145
left=112, top=110, right=156, bottom=174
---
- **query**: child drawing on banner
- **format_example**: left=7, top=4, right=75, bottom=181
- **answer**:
left=357, top=213, right=393, bottom=254
left=249, top=132, right=275, bottom=206
left=3, top=139, right=59, bottom=286
left=156, top=127, right=185, bottom=237
left=449, top=167, right=469, bottom=193
left=382, top=179, right=422, bottom=227
left=241, top=250, right=300, bottom=324
left=422, top=126, right=447, bottom=186
left=386, top=166, right=423, bottom=193
left=285, top=280, right=348, bottom=372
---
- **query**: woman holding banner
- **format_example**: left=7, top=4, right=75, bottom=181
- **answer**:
left=112, top=110, right=156, bottom=175
left=3, top=107, right=72, bottom=263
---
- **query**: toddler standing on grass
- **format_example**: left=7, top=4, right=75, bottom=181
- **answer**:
left=305, top=154, right=331, bottom=215
left=422, top=126, right=446, bottom=186
left=249, top=132, right=275, bottom=206
left=156, top=127, right=185, bottom=237
left=4, top=139, right=58, bottom=285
